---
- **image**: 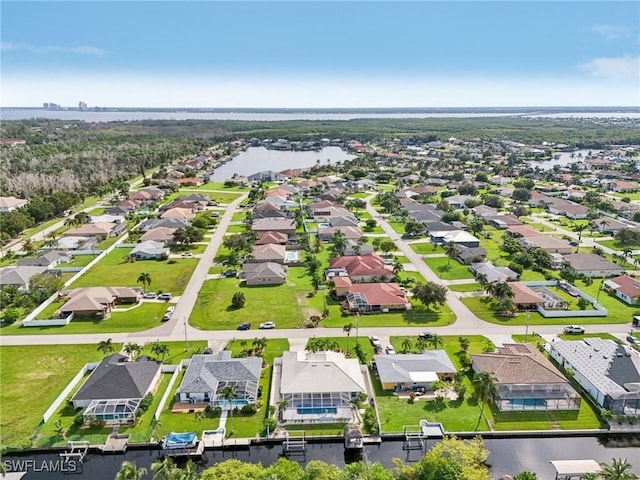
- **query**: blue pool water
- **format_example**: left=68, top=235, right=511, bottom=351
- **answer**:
left=509, top=398, right=547, bottom=409
left=318, top=223, right=330, bottom=228
left=297, top=407, right=338, bottom=415
left=286, top=251, right=299, bottom=261
left=216, top=399, right=249, bottom=408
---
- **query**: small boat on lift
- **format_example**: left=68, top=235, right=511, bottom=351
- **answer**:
left=344, top=424, right=364, bottom=451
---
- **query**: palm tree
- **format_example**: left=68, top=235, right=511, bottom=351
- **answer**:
left=252, top=337, right=268, bottom=354
left=54, top=419, right=67, bottom=440
left=392, top=257, right=404, bottom=275
left=136, top=272, right=151, bottom=292
left=343, top=322, right=355, bottom=355
left=401, top=337, right=413, bottom=353
left=572, top=223, right=588, bottom=252
left=115, top=461, right=148, bottom=480
left=277, top=399, right=288, bottom=422
left=416, top=336, right=428, bottom=352
left=219, top=385, right=238, bottom=431
left=150, top=341, right=170, bottom=362
left=426, top=333, right=444, bottom=350
left=151, top=457, right=177, bottom=480
left=475, top=273, right=489, bottom=292
left=599, top=218, right=610, bottom=233
left=472, top=371, right=497, bottom=432
left=124, top=342, right=143, bottom=360
left=179, top=460, right=199, bottom=480
left=600, top=458, right=639, bottom=480
left=97, top=338, right=114, bottom=356
left=444, top=241, right=457, bottom=266
left=22, top=239, right=36, bottom=256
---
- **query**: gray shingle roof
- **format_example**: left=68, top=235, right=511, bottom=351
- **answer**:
left=280, top=351, right=366, bottom=394
left=177, top=354, right=262, bottom=395
left=374, top=352, right=456, bottom=384
left=72, top=354, right=161, bottom=402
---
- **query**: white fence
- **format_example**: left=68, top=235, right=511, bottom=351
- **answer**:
left=154, top=360, right=187, bottom=421
left=41, top=362, right=99, bottom=423
left=23, top=312, right=73, bottom=327
left=523, top=281, right=608, bottom=318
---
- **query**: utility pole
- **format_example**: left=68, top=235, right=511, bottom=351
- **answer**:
left=184, top=318, right=189, bottom=352
left=525, top=310, right=531, bottom=343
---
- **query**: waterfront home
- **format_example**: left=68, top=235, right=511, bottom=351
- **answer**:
left=375, top=351, right=456, bottom=393
left=71, top=353, right=162, bottom=425
left=275, top=351, right=367, bottom=423
left=175, top=352, right=261, bottom=410
left=248, top=170, right=287, bottom=183
left=549, top=338, right=640, bottom=415
left=241, top=262, right=287, bottom=286
left=472, top=343, right=581, bottom=412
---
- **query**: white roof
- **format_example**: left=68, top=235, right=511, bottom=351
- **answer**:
left=408, top=371, right=439, bottom=382
left=279, top=351, right=366, bottom=395
left=550, top=459, right=602, bottom=475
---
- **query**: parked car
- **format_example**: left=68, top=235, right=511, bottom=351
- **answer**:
left=563, top=325, right=585, bottom=334
left=181, top=252, right=194, bottom=257
left=158, top=293, right=172, bottom=301
left=223, top=269, right=237, bottom=278
left=385, top=345, right=396, bottom=355
left=166, top=306, right=175, bottom=314
left=204, top=347, right=213, bottom=354
left=142, top=292, right=157, bottom=299
left=626, top=335, right=640, bottom=346
left=259, top=321, right=276, bottom=329
left=237, top=322, right=251, bottom=330
left=370, top=336, right=381, bottom=347
left=418, top=331, right=433, bottom=340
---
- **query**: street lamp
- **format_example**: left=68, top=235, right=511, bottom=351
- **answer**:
left=184, top=318, right=189, bottom=352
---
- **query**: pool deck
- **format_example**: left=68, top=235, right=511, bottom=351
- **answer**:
left=171, top=402, right=209, bottom=413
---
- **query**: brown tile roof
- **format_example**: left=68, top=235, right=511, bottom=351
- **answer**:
left=509, top=282, right=545, bottom=306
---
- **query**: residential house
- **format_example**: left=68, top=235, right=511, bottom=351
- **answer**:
left=0, top=266, right=48, bottom=292
left=343, top=283, right=411, bottom=312
left=612, top=181, right=639, bottom=193
left=603, top=275, right=640, bottom=305
left=329, top=215, right=359, bottom=228
left=375, top=351, right=456, bottom=392
left=259, top=195, right=297, bottom=210
left=549, top=202, right=589, bottom=220
left=139, top=227, right=178, bottom=245
left=327, top=255, right=392, bottom=283
left=241, top=262, right=287, bottom=286
left=550, top=338, right=640, bottom=415
left=251, top=218, right=296, bottom=235
left=317, top=226, right=363, bottom=242
left=161, top=207, right=196, bottom=220
left=508, top=282, right=545, bottom=310
left=276, top=351, right=367, bottom=423
left=469, top=262, right=519, bottom=283
left=332, top=276, right=352, bottom=297
left=174, top=177, right=202, bottom=187
left=71, top=353, right=162, bottom=425
left=486, top=215, right=523, bottom=229
left=175, top=352, right=261, bottom=410
left=591, top=217, right=630, bottom=234
left=430, top=230, right=480, bottom=248
left=517, top=235, right=573, bottom=254
left=253, top=203, right=290, bottom=220
left=563, top=253, right=624, bottom=278
left=90, top=214, right=125, bottom=225
left=138, top=218, right=189, bottom=233
left=507, top=225, right=542, bottom=238
left=248, top=170, right=287, bottom=183
left=454, top=245, right=487, bottom=265
left=16, top=251, right=70, bottom=269
left=0, top=196, right=27, bottom=212
left=63, top=222, right=125, bottom=240
left=59, top=287, right=140, bottom=318
left=343, top=239, right=374, bottom=256
left=248, top=244, right=287, bottom=264
left=256, top=231, right=289, bottom=245
left=54, top=236, right=97, bottom=251
left=444, top=195, right=475, bottom=209
left=130, top=241, right=169, bottom=260
left=472, top=343, right=580, bottom=412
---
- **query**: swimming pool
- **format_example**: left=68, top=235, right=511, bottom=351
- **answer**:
left=297, top=407, right=338, bottom=415
left=285, top=251, right=299, bottom=261
left=216, top=399, right=249, bottom=409
left=318, top=223, right=330, bottom=228
left=508, top=398, right=547, bottom=409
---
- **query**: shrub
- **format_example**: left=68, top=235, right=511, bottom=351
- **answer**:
left=263, top=417, right=277, bottom=435
left=139, top=393, right=153, bottom=413
left=167, top=259, right=177, bottom=264
left=73, top=411, right=85, bottom=427
left=408, top=392, right=416, bottom=404
left=362, top=406, right=379, bottom=434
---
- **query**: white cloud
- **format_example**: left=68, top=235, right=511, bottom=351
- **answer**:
left=590, top=24, right=633, bottom=40
left=581, top=55, right=640, bottom=80
left=0, top=42, right=107, bottom=56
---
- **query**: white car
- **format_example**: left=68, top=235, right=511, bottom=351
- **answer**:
left=142, top=292, right=157, bottom=299
left=370, top=336, right=381, bottom=347
left=259, top=321, right=276, bottom=329
left=563, top=325, right=585, bottom=334
left=385, top=345, right=396, bottom=355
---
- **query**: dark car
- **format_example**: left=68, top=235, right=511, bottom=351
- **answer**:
left=627, top=335, right=640, bottom=346
left=418, top=331, right=433, bottom=340
left=237, top=322, right=251, bottom=330
left=223, top=269, right=237, bottom=278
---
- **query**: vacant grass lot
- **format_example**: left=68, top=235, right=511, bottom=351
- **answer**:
left=70, top=248, right=198, bottom=294
left=201, top=182, right=248, bottom=192
left=448, top=282, right=481, bottom=292
left=410, top=242, right=438, bottom=254
left=0, top=344, right=121, bottom=451
left=461, top=296, right=629, bottom=325
left=423, top=257, right=475, bottom=280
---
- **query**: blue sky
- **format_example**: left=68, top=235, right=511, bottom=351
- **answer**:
left=1, top=1, right=639, bottom=107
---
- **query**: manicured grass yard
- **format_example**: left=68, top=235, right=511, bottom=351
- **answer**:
left=201, top=182, right=248, bottom=192
left=4, top=302, right=175, bottom=335
left=448, top=282, right=481, bottom=292
left=69, top=248, right=198, bottom=295
left=423, top=257, right=474, bottom=280
left=388, top=222, right=405, bottom=234
left=62, top=254, right=96, bottom=268
left=0, top=344, right=121, bottom=451
left=410, top=242, right=438, bottom=254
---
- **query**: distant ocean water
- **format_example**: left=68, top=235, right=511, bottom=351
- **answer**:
left=2, top=108, right=639, bottom=122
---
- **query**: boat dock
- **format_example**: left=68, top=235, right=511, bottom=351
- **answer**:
left=283, top=431, right=306, bottom=456
left=59, top=441, right=89, bottom=463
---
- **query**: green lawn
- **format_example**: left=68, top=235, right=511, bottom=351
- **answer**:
left=461, top=296, right=630, bottom=325
left=231, top=212, right=248, bottom=222
left=226, top=224, right=249, bottom=233
left=423, top=257, right=474, bottom=280
left=410, top=242, right=438, bottom=254
left=348, top=192, right=371, bottom=199
left=448, top=283, right=481, bottom=292
left=388, top=222, right=405, bottom=234
left=595, top=239, right=637, bottom=252
left=4, top=302, right=175, bottom=335
left=201, top=182, right=248, bottom=192
left=491, top=404, right=601, bottom=431
left=69, top=248, right=198, bottom=295
left=190, top=279, right=306, bottom=330
left=0, top=344, right=121, bottom=452
left=557, top=333, right=621, bottom=343
left=61, top=254, right=96, bottom=268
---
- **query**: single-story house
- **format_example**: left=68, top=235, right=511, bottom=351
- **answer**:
left=0, top=196, right=28, bottom=212
left=276, top=351, right=367, bottom=423
left=0, top=266, right=48, bottom=292
left=603, top=275, right=640, bottom=305
left=343, top=239, right=374, bottom=256
left=563, top=253, right=624, bottom=278
left=59, top=287, right=140, bottom=318
left=517, top=235, right=573, bottom=254
left=317, top=226, right=363, bottom=242
left=71, top=353, right=162, bottom=425
left=486, top=215, right=523, bottom=229
left=175, top=351, right=262, bottom=410
left=256, top=231, right=289, bottom=245
left=550, top=338, right=640, bottom=415
left=90, top=214, right=125, bottom=225
left=332, top=276, right=352, bottom=297
left=375, top=351, right=456, bottom=392
left=130, top=240, right=169, bottom=260
left=344, top=283, right=411, bottom=312
left=472, top=343, right=580, bottom=412
left=138, top=218, right=189, bottom=233
left=54, top=236, right=97, bottom=251
left=509, top=282, right=545, bottom=310
left=252, top=218, right=296, bottom=235
left=248, top=244, right=287, bottom=264
left=241, top=262, right=287, bottom=286
left=549, top=203, right=589, bottom=219
left=430, top=230, right=480, bottom=248
left=160, top=207, right=196, bottom=220
left=16, top=251, right=70, bottom=269
left=591, top=217, right=630, bottom=234
left=469, top=262, right=518, bottom=283
left=506, top=225, right=542, bottom=238
left=329, top=215, right=359, bottom=228
left=248, top=170, right=287, bottom=183
left=454, top=245, right=487, bottom=265
left=139, top=227, right=178, bottom=245
left=327, top=254, right=392, bottom=283
left=63, top=222, right=125, bottom=239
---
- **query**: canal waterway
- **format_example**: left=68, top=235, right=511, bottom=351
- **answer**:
left=208, top=146, right=355, bottom=181
left=3, top=435, right=639, bottom=479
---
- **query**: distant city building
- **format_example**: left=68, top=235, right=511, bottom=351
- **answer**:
left=79, top=101, right=88, bottom=110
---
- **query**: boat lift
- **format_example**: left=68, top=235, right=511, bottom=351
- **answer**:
left=282, top=431, right=306, bottom=457
left=59, top=441, right=89, bottom=463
